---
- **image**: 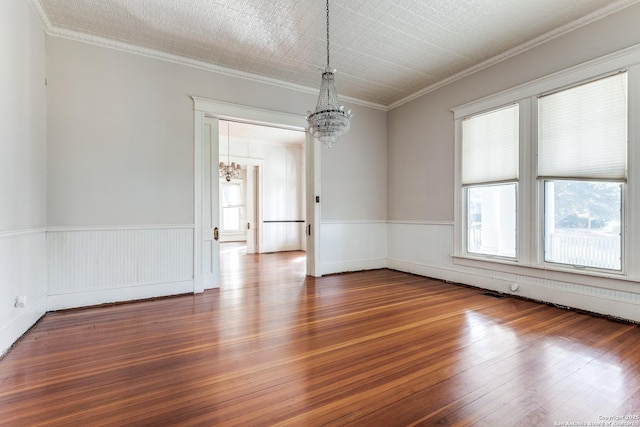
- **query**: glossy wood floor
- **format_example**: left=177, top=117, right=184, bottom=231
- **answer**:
left=2, top=244, right=640, bottom=426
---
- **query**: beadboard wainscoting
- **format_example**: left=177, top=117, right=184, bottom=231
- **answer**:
left=387, top=221, right=640, bottom=323
left=0, top=229, right=47, bottom=356
left=47, top=226, right=194, bottom=310
left=320, top=221, right=387, bottom=275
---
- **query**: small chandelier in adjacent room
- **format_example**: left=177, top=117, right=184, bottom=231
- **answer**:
left=219, top=121, right=241, bottom=182
left=306, top=0, right=352, bottom=149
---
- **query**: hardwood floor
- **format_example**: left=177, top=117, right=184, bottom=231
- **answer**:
left=2, top=244, right=640, bottom=426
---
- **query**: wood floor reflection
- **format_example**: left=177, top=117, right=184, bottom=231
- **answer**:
left=1, top=244, right=639, bottom=426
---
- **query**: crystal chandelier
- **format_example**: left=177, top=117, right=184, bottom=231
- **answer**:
left=306, top=0, right=352, bottom=149
left=219, top=121, right=241, bottom=182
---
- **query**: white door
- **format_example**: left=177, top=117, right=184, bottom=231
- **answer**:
left=306, top=131, right=321, bottom=277
left=200, top=117, right=220, bottom=289
left=246, top=165, right=259, bottom=254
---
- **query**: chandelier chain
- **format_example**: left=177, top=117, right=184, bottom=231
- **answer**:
left=326, top=0, right=330, bottom=68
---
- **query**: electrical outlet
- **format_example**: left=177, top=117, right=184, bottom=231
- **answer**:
left=14, top=296, right=26, bottom=308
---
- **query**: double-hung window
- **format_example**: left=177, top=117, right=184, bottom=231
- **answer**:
left=539, top=72, right=627, bottom=271
left=462, top=104, right=519, bottom=258
left=456, top=68, right=629, bottom=275
left=221, top=180, right=245, bottom=232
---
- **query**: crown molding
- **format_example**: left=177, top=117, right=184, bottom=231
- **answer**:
left=27, top=0, right=52, bottom=32
left=27, top=0, right=386, bottom=111
left=388, top=0, right=640, bottom=110
left=28, top=0, right=639, bottom=112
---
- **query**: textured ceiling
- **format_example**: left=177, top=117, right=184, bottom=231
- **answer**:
left=30, top=0, right=639, bottom=109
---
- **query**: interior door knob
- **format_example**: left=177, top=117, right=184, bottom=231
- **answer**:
left=214, top=227, right=219, bottom=241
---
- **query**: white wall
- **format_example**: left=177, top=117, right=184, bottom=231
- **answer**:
left=47, top=37, right=387, bottom=228
left=387, top=2, right=640, bottom=322
left=319, top=99, right=388, bottom=274
left=260, top=143, right=305, bottom=252
left=0, top=0, right=47, bottom=355
left=45, top=36, right=388, bottom=306
left=46, top=40, right=193, bottom=227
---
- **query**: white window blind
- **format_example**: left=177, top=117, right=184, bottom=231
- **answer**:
left=538, top=72, right=627, bottom=180
left=462, top=104, right=519, bottom=185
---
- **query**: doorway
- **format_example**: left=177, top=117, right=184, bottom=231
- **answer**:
left=218, top=119, right=306, bottom=278
left=192, top=97, right=320, bottom=293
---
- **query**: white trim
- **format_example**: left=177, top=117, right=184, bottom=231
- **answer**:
left=452, top=42, right=640, bottom=119
left=321, top=219, right=388, bottom=225
left=393, top=1, right=640, bottom=110
left=48, top=277, right=195, bottom=295
left=0, top=230, right=47, bottom=356
left=193, top=96, right=321, bottom=280
left=193, top=109, right=205, bottom=293
left=387, top=258, right=640, bottom=323
left=450, top=254, right=640, bottom=290
left=386, top=220, right=454, bottom=226
left=306, top=131, right=321, bottom=277
left=321, top=258, right=388, bottom=276
left=0, top=227, right=47, bottom=238
left=1, top=294, right=47, bottom=357
left=46, top=224, right=194, bottom=232
left=193, top=98, right=308, bottom=130
left=626, top=64, right=640, bottom=279
left=388, top=221, right=640, bottom=322
left=27, top=0, right=633, bottom=112
left=47, top=280, right=194, bottom=311
left=29, top=15, right=387, bottom=112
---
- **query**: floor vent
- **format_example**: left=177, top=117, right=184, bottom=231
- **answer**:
left=481, top=292, right=507, bottom=299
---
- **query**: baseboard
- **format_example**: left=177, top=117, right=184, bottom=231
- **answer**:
left=387, top=258, right=640, bottom=323
left=0, top=294, right=47, bottom=357
left=47, top=280, right=194, bottom=311
left=320, top=258, right=388, bottom=276
left=260, top=244, right=304, bottom=253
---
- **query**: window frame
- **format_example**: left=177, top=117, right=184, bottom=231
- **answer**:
left=452, top=50, right=640, bottom=282
left=463, top=182, right=519, bottom=260
left=455, top=99, right=530, bottom=264
left=460, top=103, right=521, bottom=260
left=536, top=72, right=628, bottom=274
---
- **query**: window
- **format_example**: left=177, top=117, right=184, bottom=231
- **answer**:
left=452, top=56, right=640, bottom=284
left=467, top=184, right=517, bottom=257
left=539, top=72, right=627, bottom=271
left=455, top=69, right=629, bottom=275
left=544, top=180, right=622, bottom=270
left=462, top=104, right=519, bottom=258
left=221, top=181, right=245, bottom=232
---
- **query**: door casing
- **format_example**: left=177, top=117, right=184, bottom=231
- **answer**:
left=192, top=97, right=320, bottom=292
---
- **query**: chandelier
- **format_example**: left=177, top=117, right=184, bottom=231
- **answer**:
left=219, top=121, right=241, bottom=182
left=306, top=0, right=352, bottom=149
